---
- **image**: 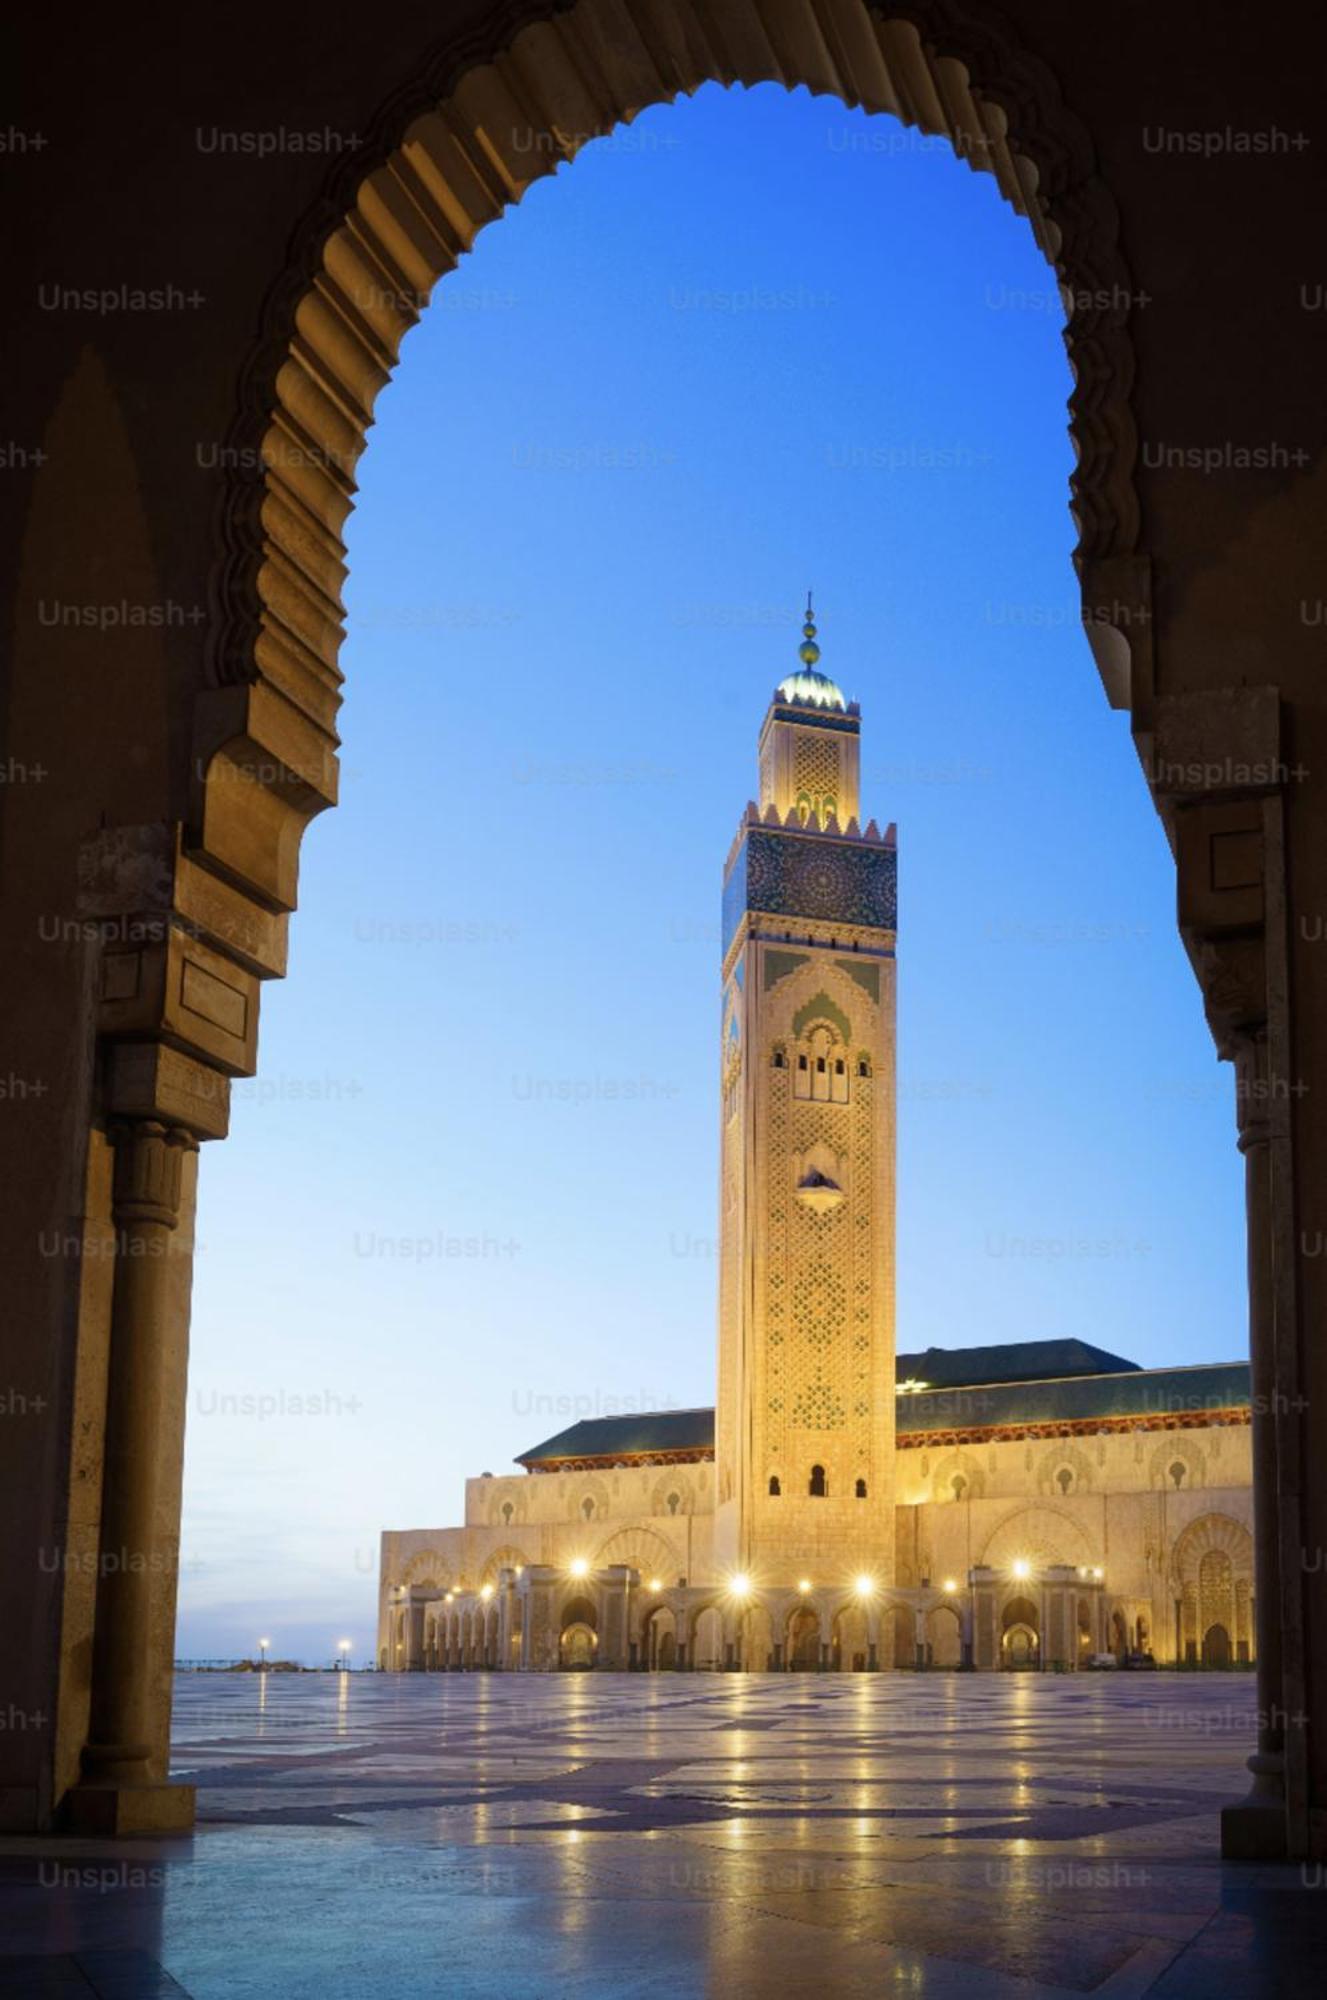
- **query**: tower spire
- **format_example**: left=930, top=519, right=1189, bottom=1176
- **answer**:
left=800, top=592, right=820, bottom=668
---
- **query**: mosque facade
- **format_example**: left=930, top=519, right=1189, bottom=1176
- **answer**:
left=379, top=611, right=1253, bottom=1673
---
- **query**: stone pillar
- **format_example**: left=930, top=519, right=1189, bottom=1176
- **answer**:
left=1223, top=1032, right=1287, bottom=1855
left=597, top=1567, right=632, bottom=1669
left=970, top=1570, right=998, bottom=1669
left=522, top=1569, right=559, bottom=1672
left=68, top=1120, right=198, bottom=1835
left=1159, top=700, right=1304, bottom=1855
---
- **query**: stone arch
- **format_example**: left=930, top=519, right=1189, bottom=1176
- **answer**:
left=489, top=1486, right=529, bottom=1527
left=831, top=1601, right=872, bottom=1672
left=926, top=1601, right=963, bottom=1667
left=1149, top=1437, right=1207, bottom=1491
left=737, top=1600, right=776, bottom=1671
left=592, top=1524, right=682, bottom=1583
left=401, top=1549, right=451, bottom=1589
left=690, top=1603, right=727, bottom=1671
left=1035, top=1441, right=1094, bottom=1498
left=198, top=0, right=1145, bottom=935
left=980, top=1503, right=1095, bottom=1572
left=649, top=1471, right=694, bottom=1517
left=932, top=1449, right=986, bottom=1503
left=642, top=1600, right=679, bottom=1670
left=568, top=1476, right=611, bottom=1523
left=1171, top=1512, right=1254, bottom=1664
left=785, top=1602, right=822, bottom=1670
left=1171, top=1512, right=1253, bottom=1589
left=1002, top=1593, right=1041, bottom=1668
left=479, top=1544, right=531, bottom=1587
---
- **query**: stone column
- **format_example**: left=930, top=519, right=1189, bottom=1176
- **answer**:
left=69, top=1120, right=198, bottom=1835
left=1223, top=1032, right=1287, bottom=1855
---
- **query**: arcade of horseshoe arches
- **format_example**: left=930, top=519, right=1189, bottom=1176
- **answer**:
left=3, top=0, right=1325, bottom=1868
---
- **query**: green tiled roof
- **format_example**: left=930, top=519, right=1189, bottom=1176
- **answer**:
left=895, top=1339, right=1138, bottom=1388
left=515, top=1348, right=1251, bottom=1466
left=896, top=1361, right=1250, bottom=1436
left=515, top=1407, right=716, bottom=1466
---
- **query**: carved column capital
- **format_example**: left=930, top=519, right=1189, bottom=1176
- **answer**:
left=1231, top=1033, right=1274, bottom=1158
left=107, top=1120, right=198, bottom=1229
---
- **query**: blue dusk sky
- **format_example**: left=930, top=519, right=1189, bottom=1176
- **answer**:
left=176, top=84, right=1243, bottom=1665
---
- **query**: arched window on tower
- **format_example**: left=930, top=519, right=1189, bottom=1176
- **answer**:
left=809, top=1464, right=827, bottom=1498
left=581, top=1496, right=595, bottom=1521
left=768, top=1475, right=781, bottom=1497
left=794, top=1025, right=849, bottom=1105
left=854, top=1477, right=867, bottom=1499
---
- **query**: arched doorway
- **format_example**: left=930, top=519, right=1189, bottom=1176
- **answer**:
left=1203, top=1623, right=1233, bottom=1668
left=926, top=1603, right=962, bottom=1669
left=832, top=1604, right=870, bottom=1673
left=643, top=1604, right=678, bottom=1671
left=691, top=1606, right=725, bottom=1672
left=786, top=1607, right=820, bottom=1672
left=560, top=1594, right=598, bottom=1671
left=737, top=1602, right=775, bottom=1673
left=1172, top=1517, right=1254, bottom=1667
left=1002, top=1596, right=1040, bottom=1670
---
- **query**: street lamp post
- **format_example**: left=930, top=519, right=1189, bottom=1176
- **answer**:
left=337, top=1639, right=353, bottom=1672
left=258, top=1637, right=270, bottom=1671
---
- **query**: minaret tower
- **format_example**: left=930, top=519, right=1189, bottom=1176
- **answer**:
left=715, top=600, right=897, bottom=1589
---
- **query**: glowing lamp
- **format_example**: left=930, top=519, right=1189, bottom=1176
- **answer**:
left=1011, top=1559, right=1031, bottom=1581
left=942, top=1579, right=957, bottom=1595
left=729, top=1573, right=751, bottom=1598
left=853, top=1574, right=874, bottom=1599
left=569, top=1557, right=590, bottom=1579
left=797, top=1578, right=812, bottom=1595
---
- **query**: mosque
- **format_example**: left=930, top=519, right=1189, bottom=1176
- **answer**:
left=379, top=608, right=1253, bottom=1674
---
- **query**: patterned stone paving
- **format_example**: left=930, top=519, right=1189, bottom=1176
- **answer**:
left=1, top=1671, right=1324, bottom=1997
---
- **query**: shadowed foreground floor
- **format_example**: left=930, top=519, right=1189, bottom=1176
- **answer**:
left=1, top=1671, right=1324, bottom=1997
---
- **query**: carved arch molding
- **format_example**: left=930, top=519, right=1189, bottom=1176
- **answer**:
left=205, top=0, right=1142, bottom=857
left=92, top=0, right=1145, bottom=1139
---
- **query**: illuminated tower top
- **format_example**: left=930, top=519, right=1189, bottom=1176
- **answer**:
left=758, top=595, right=861, bottom=830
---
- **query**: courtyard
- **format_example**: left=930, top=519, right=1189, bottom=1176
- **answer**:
left=1, top=1671, right=1322, bottom=1997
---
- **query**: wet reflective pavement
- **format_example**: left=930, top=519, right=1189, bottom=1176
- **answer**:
left=1, top=1671, right=1324, bottom=1997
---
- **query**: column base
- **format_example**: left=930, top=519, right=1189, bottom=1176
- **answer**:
left=65, top=1780, right=196, bottom=1837
left=1222, top=1752, right=1287, bottom=1860
left=1221, top=1797, right=1287, bottom=1860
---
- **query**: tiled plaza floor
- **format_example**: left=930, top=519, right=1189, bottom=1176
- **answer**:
left=1, top=1671, right=1324, bottom=1997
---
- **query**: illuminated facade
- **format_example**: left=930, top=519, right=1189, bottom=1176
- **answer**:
left=380, top=611, right=1253, bottom=1674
